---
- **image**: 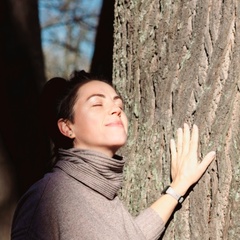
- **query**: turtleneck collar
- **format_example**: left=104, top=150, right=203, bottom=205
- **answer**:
left=54, top=148, right=125, bottom=200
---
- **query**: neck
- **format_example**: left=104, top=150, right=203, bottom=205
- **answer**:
left=56, top=148, right=125, bottom=199
left=72, top=145, right=119, bottom=158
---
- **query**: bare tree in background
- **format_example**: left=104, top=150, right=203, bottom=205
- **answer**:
left=40, top=0, right=102, bottom=78
left=113, top=0, right=240, bottom=239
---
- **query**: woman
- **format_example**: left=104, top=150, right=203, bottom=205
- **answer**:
left=11, top=71, right=216, bottom=239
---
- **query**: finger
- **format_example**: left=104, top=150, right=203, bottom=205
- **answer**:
left=198, top=151, right=216, bottom=173
left=170, top=138, right=176, bottom=158
left=190, top=124, right=199, bottom=153
left=177, top=127, right=183, bottom=157
left=170, top=139, right=177, bottom=163
left=170, top=139, right=177, bottom=178
left=183, top=123, right=190, bottom=155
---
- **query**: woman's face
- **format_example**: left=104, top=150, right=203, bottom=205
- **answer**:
left=69, top=80, right=128, bottom=157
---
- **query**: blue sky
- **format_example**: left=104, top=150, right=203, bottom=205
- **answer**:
left=38, top=0, right=103, bottom=74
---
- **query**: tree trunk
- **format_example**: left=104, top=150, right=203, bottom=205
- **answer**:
left=113, top=0, right=240, bottom=239
left=0, top=0, right=50, bottom=238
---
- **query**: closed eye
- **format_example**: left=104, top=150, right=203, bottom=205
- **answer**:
left=118, top=105, right=124, bottom=110
left=114, top=99, right=124, bottom=110
left=92, top=103, right=103, bottom=107
left=117, top=102, right=124, bottom=110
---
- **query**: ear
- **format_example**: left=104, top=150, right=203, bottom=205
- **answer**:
left=57, top=119, right=75, bottom=139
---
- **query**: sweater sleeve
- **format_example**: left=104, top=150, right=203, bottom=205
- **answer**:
left=134, top=207, right=165, bottom=240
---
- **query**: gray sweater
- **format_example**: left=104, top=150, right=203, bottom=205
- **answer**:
left=11, top=149, right=164, bottom=240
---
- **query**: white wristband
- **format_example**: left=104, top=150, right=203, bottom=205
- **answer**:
left=163, top=186, right=184, bottom=204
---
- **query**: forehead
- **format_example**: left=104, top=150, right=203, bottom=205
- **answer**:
left=77, top=80, right=117, bottom=97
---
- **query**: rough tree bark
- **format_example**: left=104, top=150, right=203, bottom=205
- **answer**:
left=113, top=0, right=240, bottom=239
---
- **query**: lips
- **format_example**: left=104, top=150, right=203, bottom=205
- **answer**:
left=105, top=121, right=123, bottom=127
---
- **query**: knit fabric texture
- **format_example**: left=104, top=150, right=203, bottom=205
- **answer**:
left=11, top=148, right=165, bottom=240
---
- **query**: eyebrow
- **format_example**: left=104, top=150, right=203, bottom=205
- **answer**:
left=86, top=93, right=123, bottom=102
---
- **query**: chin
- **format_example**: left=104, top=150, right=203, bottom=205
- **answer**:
left=115, top=137, right=127, bottom=146
left=110, top=140, right=127, bottom=152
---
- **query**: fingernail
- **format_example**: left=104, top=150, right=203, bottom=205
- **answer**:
left=210, top=151, right=216, bottom=156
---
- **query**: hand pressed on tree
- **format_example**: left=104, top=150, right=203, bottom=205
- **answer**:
left=170, top=123, right=216, bottom=196
left=151, top=123, right=216, bottom=223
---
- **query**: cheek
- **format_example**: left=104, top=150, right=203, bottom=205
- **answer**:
left=73, top=110, right=98, bottom=133
left=87, top=113, right=106, bottom=135
left=73, top=118, right=98, bottom=140
left=123, top=115, right=129, bottom=134
left=82, top=114, right=100, bottom=129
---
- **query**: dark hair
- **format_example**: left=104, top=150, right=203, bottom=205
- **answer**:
left=40, top=70, right=112, bottom=155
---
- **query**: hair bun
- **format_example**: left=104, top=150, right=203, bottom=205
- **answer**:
left=70, top=70, right=93, bottom=80
left=39, top=77, right=68, bottom=140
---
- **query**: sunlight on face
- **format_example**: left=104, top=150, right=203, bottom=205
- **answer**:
left=69, top=80, right=128, bottom=157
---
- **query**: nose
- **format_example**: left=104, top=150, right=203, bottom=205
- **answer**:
left=110, top=105, right=121, bottom=116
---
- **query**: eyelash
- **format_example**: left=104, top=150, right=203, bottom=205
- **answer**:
left=93, top=104, right=102, bottom=107
left=92, top=103, right=124, bottom=109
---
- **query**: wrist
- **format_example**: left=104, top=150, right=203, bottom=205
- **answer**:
left=162, top=186, right=184, bottom=204
left=170, top=181, right=190, bottom=196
